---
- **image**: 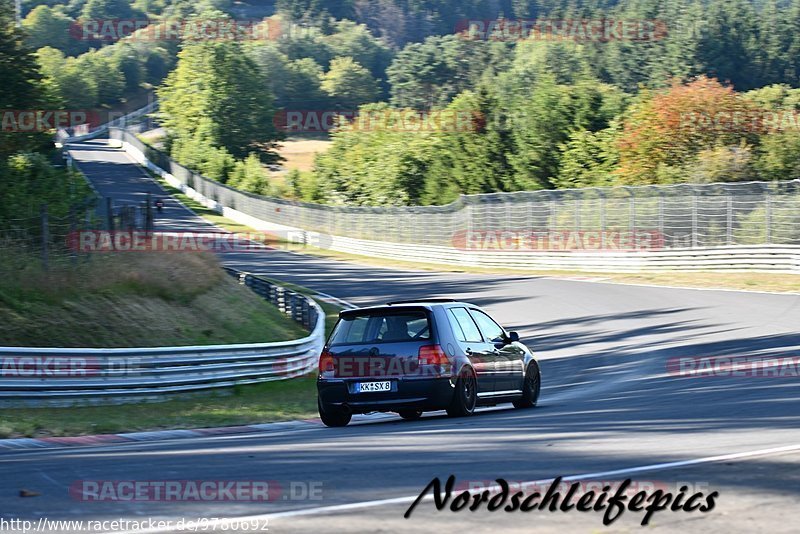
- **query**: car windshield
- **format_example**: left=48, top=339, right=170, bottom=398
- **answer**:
left=329, top=311, right=430, bottom=345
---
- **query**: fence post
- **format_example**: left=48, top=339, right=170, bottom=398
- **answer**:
left=69, top=204, right=77, bottom=266
left=622, top=186, right=635, bottom=240
left=726, top=194, right=733, bottom=245
left=84, top=208, right=92, bottom=263
left=658, top=191, right=665, bottom=246
left=466, top=200, right=473, bottom=241
left=765, top=187, right=772, bottom=245
left=40, top=204, right=49, bottom=271
left=691, top=187, right=698, bottom=248
left=598, top=190, right=606, bottom=248
left=105, top=197, right=114, bottom=232
left=145, top=192, right=153, bottom=232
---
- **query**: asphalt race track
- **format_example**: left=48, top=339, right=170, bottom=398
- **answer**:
left=3, top=139, right=800, bottom=533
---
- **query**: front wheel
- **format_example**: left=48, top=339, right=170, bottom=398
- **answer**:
left=447, top=369, right=477, bottom=417
left=513, top=361, right=541, bottom=409
left=318, top=398, right=352, bottom=427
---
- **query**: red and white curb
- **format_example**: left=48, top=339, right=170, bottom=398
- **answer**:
left=0, top=413, right=397, bottom=451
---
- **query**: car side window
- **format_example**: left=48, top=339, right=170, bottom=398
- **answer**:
left=448, top=308, right=483, bottom=343
left=469, top=309, right=505, bottom=343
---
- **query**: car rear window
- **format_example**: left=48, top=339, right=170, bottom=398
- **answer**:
left=329, top=311, right=431, bottom=345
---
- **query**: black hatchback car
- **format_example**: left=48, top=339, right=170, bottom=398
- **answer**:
left=316, top=299, right=541, bottom=426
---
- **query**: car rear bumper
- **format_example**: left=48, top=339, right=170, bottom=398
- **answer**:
left=317, top=376, right=454, bottom=413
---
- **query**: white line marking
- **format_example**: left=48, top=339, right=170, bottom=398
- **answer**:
left=110, top=442, right=800, bottom=533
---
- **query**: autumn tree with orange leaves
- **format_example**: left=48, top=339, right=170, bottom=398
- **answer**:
left=616, top=77, right=758, bottom=184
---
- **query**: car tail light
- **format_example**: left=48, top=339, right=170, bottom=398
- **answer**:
left=418, top=345, right=449, bottom=366
left=319, top=349, right=334, bottom=373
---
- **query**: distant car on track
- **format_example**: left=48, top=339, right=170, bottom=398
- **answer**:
left=316, top=299, right=541, bottom=427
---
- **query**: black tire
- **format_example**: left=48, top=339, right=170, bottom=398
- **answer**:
left=398, top=409, right=423, bottom=420
left=447, top=368, right=477, bottom=417
left=318, top=398, right=352, bottom=427
left=513, top=361, right=541, bottom=409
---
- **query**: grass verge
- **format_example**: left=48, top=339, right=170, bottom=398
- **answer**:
left=0, top=251, right=307, bottom=346
left=0, top=376, right=318, bottom=438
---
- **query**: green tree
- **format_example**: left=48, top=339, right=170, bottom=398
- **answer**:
left=37, top=47, right=100, bottom=109
left=313, top=103, right=437, bottom=205
left=320, top=56, right=379, bottom=109
left=696, top=0, right=760, bottom=89
left=0, top=3, right=52, bottom=158
left=322, top=19, right=392, bottom=80
left=422, top=88, right=515, bottom=204
left=387, top=35, right=503, bottom=109
left=80, top=0, right=139, bottom=21
left=228, top=153, right=271, bottom=195
left=555, top=124, right=621, bottom=189
left=76, top=49, right=125, bottom=105
left=21, top=5, right=74, bottom=53
left=158, top=33, right=281, bottom=162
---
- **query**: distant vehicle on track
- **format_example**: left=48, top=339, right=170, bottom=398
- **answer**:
left=316, top=299, right=541, bottom=427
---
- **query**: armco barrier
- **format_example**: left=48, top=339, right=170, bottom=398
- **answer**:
left=0, top=270, right=325, bottom=407
left=57, top=101, right=158, bottom=145
left=109, top=127, right=800, bottom=273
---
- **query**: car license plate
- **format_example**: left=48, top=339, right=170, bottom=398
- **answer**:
left=355, top=381, right=391, bottom=393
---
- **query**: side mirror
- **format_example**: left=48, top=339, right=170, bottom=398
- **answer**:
left=494, top=331, right=520, bottom=348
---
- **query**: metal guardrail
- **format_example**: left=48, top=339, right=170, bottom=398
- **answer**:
left=0, top=270, right=325, bottom=407
left=57, top=102, right=158, bottom=145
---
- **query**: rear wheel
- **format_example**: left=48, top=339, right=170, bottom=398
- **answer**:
left=318, top=398, right=352, bottom=427
left=398, top=409, right=423, bottom=420
left=513, top=361, right=541, bottom=409
left=447, top=368, right=477, bottom=417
